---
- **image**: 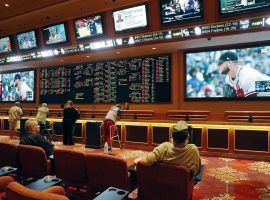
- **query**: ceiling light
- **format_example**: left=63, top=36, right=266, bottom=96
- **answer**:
left=86, top=55, right=91, bottom=58
left=152, top=47, right=156, bottom=50
left=60, top=59, right=64, bottom=62
left=4, top=4, right=9, bottom=7
left=116, top=52, right=120, bottom=54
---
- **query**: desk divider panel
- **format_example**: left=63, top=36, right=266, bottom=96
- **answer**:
left=126, top=125, right=148, bottom=143
left=207, top=129, right=229, bottom=149
left=3, top=119, right=9, bottom=130
left=53, top=122, right=63, bottom=135
left=152, top=126, right=170, bottom=144
left=74, top=123, right=82, bottom=138
left=193, top=128, right=202, bottom=147
left=235, top=129, right=268, bottom=152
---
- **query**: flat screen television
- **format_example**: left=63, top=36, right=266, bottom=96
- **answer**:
left=74, top=14, right=104, bottom=40
left=219, top=0, right=270, bottom=15
left=16, top=30, right=38, bottom=51
left=185, top=44, right=270, bottom=100
left=42, top=23, right=68, bottom=46
left=0, top=36, right=12, bottom=54
left=112, top=4, right=148, bottom=33
left=1, top=69, right=35, bottom=102
left=160, top=0, right=203, bottom=24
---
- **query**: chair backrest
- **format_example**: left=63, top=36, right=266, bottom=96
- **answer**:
left=85, top=153, right=131, bottom=192
left=54, top=149, right=87, bottom=186
left=18, top=145, right=51, bottom=179
left=137, top=162, right=195, bottom=200
left=0, top=143, right=18, bottom=168
left=6, top=182, right=68, bottom=200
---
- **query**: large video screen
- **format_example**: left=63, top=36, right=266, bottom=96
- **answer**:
left=113, top=4, right=148, bottom=33
left=185, top=44, right=270, bottom=100
left=74, top=14, right=104, bottom=40
left=160, top=0, right=203, bottom=24
left=16, top=30, right=38, bottom=51
left=1, top=70, right=35, bottom=102
left=42, top=23, right=67, bottom=45
left=0, top=36, right=12, bottom=54
left=219, top=0, right=270, bottom=15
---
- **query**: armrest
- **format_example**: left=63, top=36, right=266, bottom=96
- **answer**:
left=43, top=186, right=65, bottom=196
left=0, top=176, right=14, bottom=192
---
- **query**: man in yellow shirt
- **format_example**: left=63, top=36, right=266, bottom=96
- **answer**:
left=135, top=121, right=201, bottom=176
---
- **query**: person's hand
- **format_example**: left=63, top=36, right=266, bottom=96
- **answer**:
left=134, top=157, right=142, bottom=165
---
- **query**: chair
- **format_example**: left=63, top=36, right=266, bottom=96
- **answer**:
left=54, top=149, right=87, bottom=189
left=85, top=154, right=131, bottom=195
left=0, top=176, right=14, bottom=199
left=6, top=181, right=68, bottom=200
left=18, top=145, right=51, bottom=182
left=137, top=162, right=195, bottom=200
left=0, top=142, right=18, bottom=168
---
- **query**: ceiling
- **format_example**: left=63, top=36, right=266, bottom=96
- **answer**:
left=0, top=0, right=146, bottom=36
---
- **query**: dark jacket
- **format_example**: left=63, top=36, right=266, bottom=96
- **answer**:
left=63, top=107, right=79, bottom=124
left=20, top=134, right=54, bottom=157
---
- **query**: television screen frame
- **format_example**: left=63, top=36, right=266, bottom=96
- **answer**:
left=42, top=22, right=68, bottom=46
left=16, top=29, right=38, bottom=51
left=112, top=4, right=149, bottom=33
left=160, top=0, right=204, bottom=25
left=219, top=0, right=270, bottom=16
left=184, top=42, right=270, bottom=101
left=74, top=13, right=105, bottom=40
left=1, top=68, right=36, bottom=102
left=0, top=36, right=13, bottom=55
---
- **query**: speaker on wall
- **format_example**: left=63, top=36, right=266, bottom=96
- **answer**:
left=85, top=121, right=102, bottom=149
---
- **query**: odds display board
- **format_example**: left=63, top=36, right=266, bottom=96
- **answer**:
left=40, top=55, right=171, bottom=103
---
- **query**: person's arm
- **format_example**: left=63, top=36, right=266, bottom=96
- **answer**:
left=134, top=143, right=167, bottom=166
left=36, top=134, right=54, bottom=156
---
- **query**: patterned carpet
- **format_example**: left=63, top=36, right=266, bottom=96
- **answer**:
left=2, top=138, right=270, bottom=199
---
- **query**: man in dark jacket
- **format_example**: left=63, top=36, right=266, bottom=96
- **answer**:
left=20, top=119, right=54, bottom=157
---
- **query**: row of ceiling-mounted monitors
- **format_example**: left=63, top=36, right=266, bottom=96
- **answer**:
left=0, top=42, right=270, bottom=103
left=0, top=0, right=269, bottom=55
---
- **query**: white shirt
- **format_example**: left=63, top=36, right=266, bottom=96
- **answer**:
left=226, top=65, right=270, bottom=97
left=16, top=82, right=33, bottom=101
left=105, top=106, right=121, bottom=123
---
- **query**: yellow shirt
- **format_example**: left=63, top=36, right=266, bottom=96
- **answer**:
left=8, top=106, right=23, bottom=122
left=143, top=142, right=201, bottom=176
left=36, top=107, right=49, bottom=123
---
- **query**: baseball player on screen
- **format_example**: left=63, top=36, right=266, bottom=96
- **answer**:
left=218, top=51, right=270, bottom=97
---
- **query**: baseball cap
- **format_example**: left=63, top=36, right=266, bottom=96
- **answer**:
left=14, top=74, right=21, bottom=80
left=218, top=51, right=238, bottom=62
left=172, top=121, right=188, bottom=133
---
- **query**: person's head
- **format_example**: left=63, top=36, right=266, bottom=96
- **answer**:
left=50, top=28, right=56, bottom=37
left=115, top=104, right=121, bottom=109
left=14, top=74, right=21, bottom=87
left=172, top=121, right=190, bottom=145
left=24, top=119, right=40, bottom=134
left=218, top=51, right=239, bottom=75
left=64, top=100, right=73, bottom=109
left=118, top=13, right=122, bottom=20
left=15, top=102, right=21, bottom=107
left=41, top=103, right=47, bottom=108
left=124, top=102, right=129, bottom=110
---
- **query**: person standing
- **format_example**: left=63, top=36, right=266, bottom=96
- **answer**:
left=62, top=100, right=79, bottom=145
left=103, top=104, right=121, bottom=148
left=36, top=103, right=50, bottom=135
left=8, top=102, right=23, bottom=139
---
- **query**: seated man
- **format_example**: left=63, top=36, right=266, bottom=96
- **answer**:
left=135, top=121, right=201, bottom=176
left=20, top=119, right=54, bottom=157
